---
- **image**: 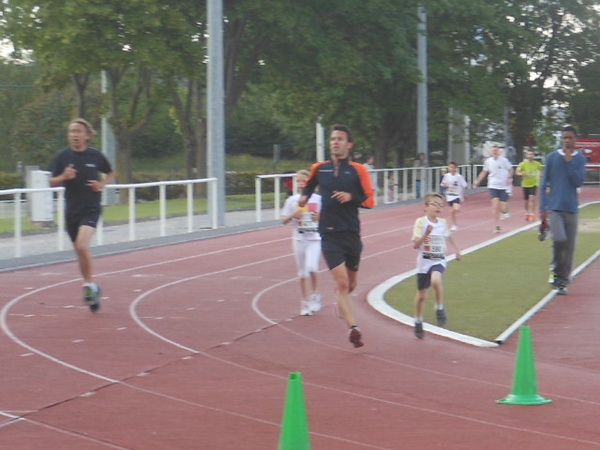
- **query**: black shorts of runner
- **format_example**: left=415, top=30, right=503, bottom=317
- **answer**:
left=66, top=209, right=101, bottom=242
left=523, top=186, right=537, bottom=200
left=416, top=264, right=445, bottom=290
left=321, top=231, right=363, bottom=272
left=489, top=188, right=509, bottom=202
left=448, top=198, right=461, bottom=207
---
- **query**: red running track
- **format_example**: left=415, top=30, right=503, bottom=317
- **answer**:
left=0, top=189, right=599, bottom=449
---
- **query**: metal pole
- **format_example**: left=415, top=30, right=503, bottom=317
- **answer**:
left=316, top=118, right=325, bottom=162
left=207, top=0, right=226, bottom=226
left=101, top=71, right=117, bottom=205
left=417, top=6, right=428, bottom=162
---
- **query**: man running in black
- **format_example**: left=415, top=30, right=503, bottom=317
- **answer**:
left=299, top=124, right=375, bottom=347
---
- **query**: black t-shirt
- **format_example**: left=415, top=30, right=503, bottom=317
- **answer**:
left=51, top=147, right=113, bottom=214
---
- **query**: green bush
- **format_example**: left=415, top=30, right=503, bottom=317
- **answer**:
left=132, top=172, right=186, bottom=201
left=0, top=172, right=23, bottom=190
left=0, top=172, right=24, bottom=200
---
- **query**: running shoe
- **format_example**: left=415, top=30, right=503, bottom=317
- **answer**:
left=414, top=321, right=424, bottom=339
left=84, top=285, right=101, bottom=313
left=308, top=293, right=322, bottom=313
left=450, top=225, right=458, bottom=232
left=348, top=326, right=364, bottom=348
left=495, top=226, right=501, bottom=234
left=557, top=284, right=568, bottom=295
left=436, top=308, right=447, bottom=327
left=502, top=212, right=510, bottom=220
left=300, top=301, right=313, bottom=316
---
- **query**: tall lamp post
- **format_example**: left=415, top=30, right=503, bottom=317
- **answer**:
left=417, top=6, right=428, bottom=163
left=207, top=0, right=226, bottom=226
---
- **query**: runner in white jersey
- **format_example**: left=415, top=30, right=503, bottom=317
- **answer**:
left=440, top=161, right=468, bottom=231
left=473, top=146, right=514, bottom=233
left=411, top=192, right=462, bottom=339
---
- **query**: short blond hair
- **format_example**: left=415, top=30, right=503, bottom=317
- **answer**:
left=424, top=192, right=443, bottom=204
left=70, top=118, right=96, bottom=137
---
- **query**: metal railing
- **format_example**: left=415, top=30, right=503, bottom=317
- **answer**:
left=0, top=178, right=217, bottom=258
left=2, top=164, right=598, bottom=259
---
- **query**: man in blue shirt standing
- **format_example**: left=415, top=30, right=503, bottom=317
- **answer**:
left=539, top=125, right=587, bottom=295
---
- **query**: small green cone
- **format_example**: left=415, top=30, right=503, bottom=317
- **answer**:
left=497, top=326, right=552, bottom=405
left=279, top=372, right=311, bottom=450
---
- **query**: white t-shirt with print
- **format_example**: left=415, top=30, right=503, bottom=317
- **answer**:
left=441, top=172, right=467, bottom=202
left=483, top=156, right=512, bottom=190
left=412, top=216, right=451, bottom=273
left=281, top=193, right=322, bottom=240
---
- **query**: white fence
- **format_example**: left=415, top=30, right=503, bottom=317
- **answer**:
left=0, top=178, right=217, bottom=258
left=2, top=164, right=598, bottom=259
left=254, top=165, right=477, bottom=217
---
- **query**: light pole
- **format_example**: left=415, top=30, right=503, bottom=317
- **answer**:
left=207, top=0, right=226, bottom=226
left=417, top=6, right=428, bottom=162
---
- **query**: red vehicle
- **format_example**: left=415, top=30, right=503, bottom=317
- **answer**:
left=576, top=136, right=600, bottom=170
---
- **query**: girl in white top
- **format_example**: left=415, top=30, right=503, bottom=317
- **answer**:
left=281, top=170, right=322, bottom=315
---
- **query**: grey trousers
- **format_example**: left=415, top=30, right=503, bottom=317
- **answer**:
left=549, top=210, right=578, bottom=283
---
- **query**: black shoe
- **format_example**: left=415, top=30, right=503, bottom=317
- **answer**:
left=556, top=284, right=568, bottom=295
left=436, top=308, right=447, bottom=327
left=415, top=321, right=424, bottom=339
left=348, top=326, right=364, bottom=348
left=84, top=285, right=101, bottom=313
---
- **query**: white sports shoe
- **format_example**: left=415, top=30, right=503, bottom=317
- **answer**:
left=308, top=293, right=322, bottom=313
left=450, top=225, right=458, bottom=231
left=300, top=301, right=313, bottom=316
left=502, top=212, right=510, bottom=220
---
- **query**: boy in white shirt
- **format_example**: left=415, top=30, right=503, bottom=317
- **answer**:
left=440, top=162, right=468, bottom=231
left=412, top=192, right=462, bottom=339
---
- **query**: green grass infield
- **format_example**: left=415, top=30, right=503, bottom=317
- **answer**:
left=384, top=203, right=600, bottom=341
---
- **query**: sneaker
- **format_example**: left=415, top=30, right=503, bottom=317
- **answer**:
left=308, top=293, right=322, bottom=313
left=557, top=284, right=568, bottom=295
left=300, top=301, right=313, bottom=316
left=549, top=271, right=558, bottom=285
left=436, top=308, right=447, bottom=327
left=495, top=226, right=501, bottom=234
left=414, top=321, right=424, bottom=339
left=450, top=225, right=458, bottom=232
left=348, top=326, right=364, bottom=348
left=84, top=285, right=101, bottom=313
left=502, top=212, right=510, bottom=220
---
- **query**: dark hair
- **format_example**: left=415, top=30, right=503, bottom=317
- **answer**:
left=332, top=124, right=354, bottom=143
left=449, top=161, right=457, bottom=166
left=562, top=125, right=577, bottom=136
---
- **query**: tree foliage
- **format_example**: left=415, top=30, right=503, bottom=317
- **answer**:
left=1, top=0, right=599, bottom=182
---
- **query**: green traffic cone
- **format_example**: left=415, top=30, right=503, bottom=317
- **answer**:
left=279, top=372, right=311, bottom=450
left=497, top=325, right=552, bottom=405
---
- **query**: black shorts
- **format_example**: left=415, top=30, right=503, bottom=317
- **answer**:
left=523, top=186, right=537, bottom=200
left=321, top=231, right=363, bottom=271
left=416, top=264, right=445, bottom=290
left=66, top=209, right=101, bottom=242
left=489, top=188, right=509, bottom=202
